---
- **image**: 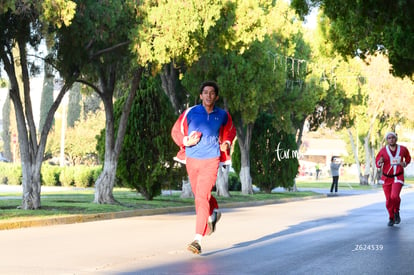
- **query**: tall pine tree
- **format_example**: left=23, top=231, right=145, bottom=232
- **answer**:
left=97, top=75, right=184, bottom=200
left=250, top=113, right=299, bottom=193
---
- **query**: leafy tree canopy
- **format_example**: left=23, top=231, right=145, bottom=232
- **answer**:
left=134, top=0, right=223, bottom=66
left=54, top=0, right=136, bottom=81
left=291, top=0, right=414, bottom=78
left=0, top=0, right=76, bottom=24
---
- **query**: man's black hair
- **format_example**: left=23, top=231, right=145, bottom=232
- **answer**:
left=199, top=81, right=219, bottom=95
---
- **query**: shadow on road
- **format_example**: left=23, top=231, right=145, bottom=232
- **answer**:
left=118, top=191, right=414, bottom=274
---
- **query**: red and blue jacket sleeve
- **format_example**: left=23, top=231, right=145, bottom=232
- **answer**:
left=219, top=112, right=236, bottom=164
left=171, top=109, right=192, bottom=164
left=171, top=112, right=188, bottom=148
left=220, top=111, right=236, bottom=146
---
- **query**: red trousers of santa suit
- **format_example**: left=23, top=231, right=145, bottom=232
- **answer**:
left=382, top=181, right=403, bottom=220
left=186, top=157, right=219, bottom=236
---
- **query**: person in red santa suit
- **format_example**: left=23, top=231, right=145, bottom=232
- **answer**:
left=376, top=132, right=411, bottom=226
left=171, top=81, right=236, bottom=254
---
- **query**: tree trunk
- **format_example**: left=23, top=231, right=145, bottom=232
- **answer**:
left=216, top=165, right=231, bottom=197
left=8, top=43, right=42, bottom=209
left=240, top=166, right=253, bottom=194
left=21, top=165, right=41, bottom=209
left=1, top=95, right=12, bottom=161
left=237, top=124, right=254, bottom=195
left=19, top=81, right=70, bottom=209
left=93, top=68, right=143, bottom=204
left=347, top=129, right=364, bottom=184
left=361, top=135, right=371, bottom=185
left=13, top=88, right=42, bottom=209
left=94, top=160, right=117, bottom=204
left=39, top=43, right=55, bottom=133
left=4, top=41, right=72, bottom=210
left=370, top=146, right=379, bottom=184
left=373, top=147, right=382, bottom=184
left=160, top=62, right=182, bottom=114
left=293, top=118, right=307, bottom=192
left=180, top=179, right=194, bottom=198
left=92, top=86, right=117, bottom=204
left=159, top=62, right=193, bottom=198
left=362, top=108, right=380, bottom=185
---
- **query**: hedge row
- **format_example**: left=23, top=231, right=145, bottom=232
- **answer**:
left=0, top=163, right=102, bottom=188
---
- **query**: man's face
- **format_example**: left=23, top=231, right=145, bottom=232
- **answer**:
left=387, top=135, right=397, bottom=146
left=200, top=86, right=218, bottom=107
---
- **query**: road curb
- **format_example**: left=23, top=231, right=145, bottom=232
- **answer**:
left=0, top=195, right=325, bottom=231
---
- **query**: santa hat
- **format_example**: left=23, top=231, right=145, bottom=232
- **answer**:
left=385, top=132, right=397, bottom=140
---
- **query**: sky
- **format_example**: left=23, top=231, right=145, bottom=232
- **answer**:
left=0, top=76, right=44, bottom=130
left=303, top=7, right=318, bottom=29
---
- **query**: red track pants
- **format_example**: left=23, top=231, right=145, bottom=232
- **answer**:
left=186, top=157, right=219, bottom=236
left=382, top=182, right=403, bottom=220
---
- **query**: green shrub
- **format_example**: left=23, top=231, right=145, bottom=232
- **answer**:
left=1, top=163, right=102, bottom=188
left=59, top=166, right=75, bottom=187
left=228, top=172, right=241, bottom=191
left=74, top=166, right=93, bottom=188
left=91, top=166, right=102, bottom=183
left=0, top=163, right=8, bottom=184
left=41, top=165, right=61, bottom=186
left=5, top=164, right=22, bottom=185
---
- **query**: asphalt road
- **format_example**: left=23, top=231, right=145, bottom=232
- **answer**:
left=1, top=187, right=413, bottom=275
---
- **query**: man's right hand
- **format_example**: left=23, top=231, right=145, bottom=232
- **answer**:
left=184, top=131, right=201, bottom=146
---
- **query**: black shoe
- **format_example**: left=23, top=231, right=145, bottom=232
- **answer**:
left=394, top=212, right=401, bottom=224
left=207, top=210, right=222, bottom=235
left=187, top=240, right=202, bottom=254
left=388, top=218, right=395, bottom=226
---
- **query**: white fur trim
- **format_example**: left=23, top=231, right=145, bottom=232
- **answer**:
left=173, top=156, right=186, bottom=164
left=385, top=131, right=397, bottom=140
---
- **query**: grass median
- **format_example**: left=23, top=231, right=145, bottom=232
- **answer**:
left=0, top=178, right=396, bottom=223
left=0, top=189, right=319, bottom=222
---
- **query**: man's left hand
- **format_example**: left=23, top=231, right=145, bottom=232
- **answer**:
left=220, top=142, right=230, bottom=152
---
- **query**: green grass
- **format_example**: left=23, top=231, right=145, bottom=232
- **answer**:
left=295, top=180, right=375, bottom=189
left=0, top=188, right=317, bottom=222
left=4, top=176, right=413, bottom=222
left=295, top=176, right=414, bottom=189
